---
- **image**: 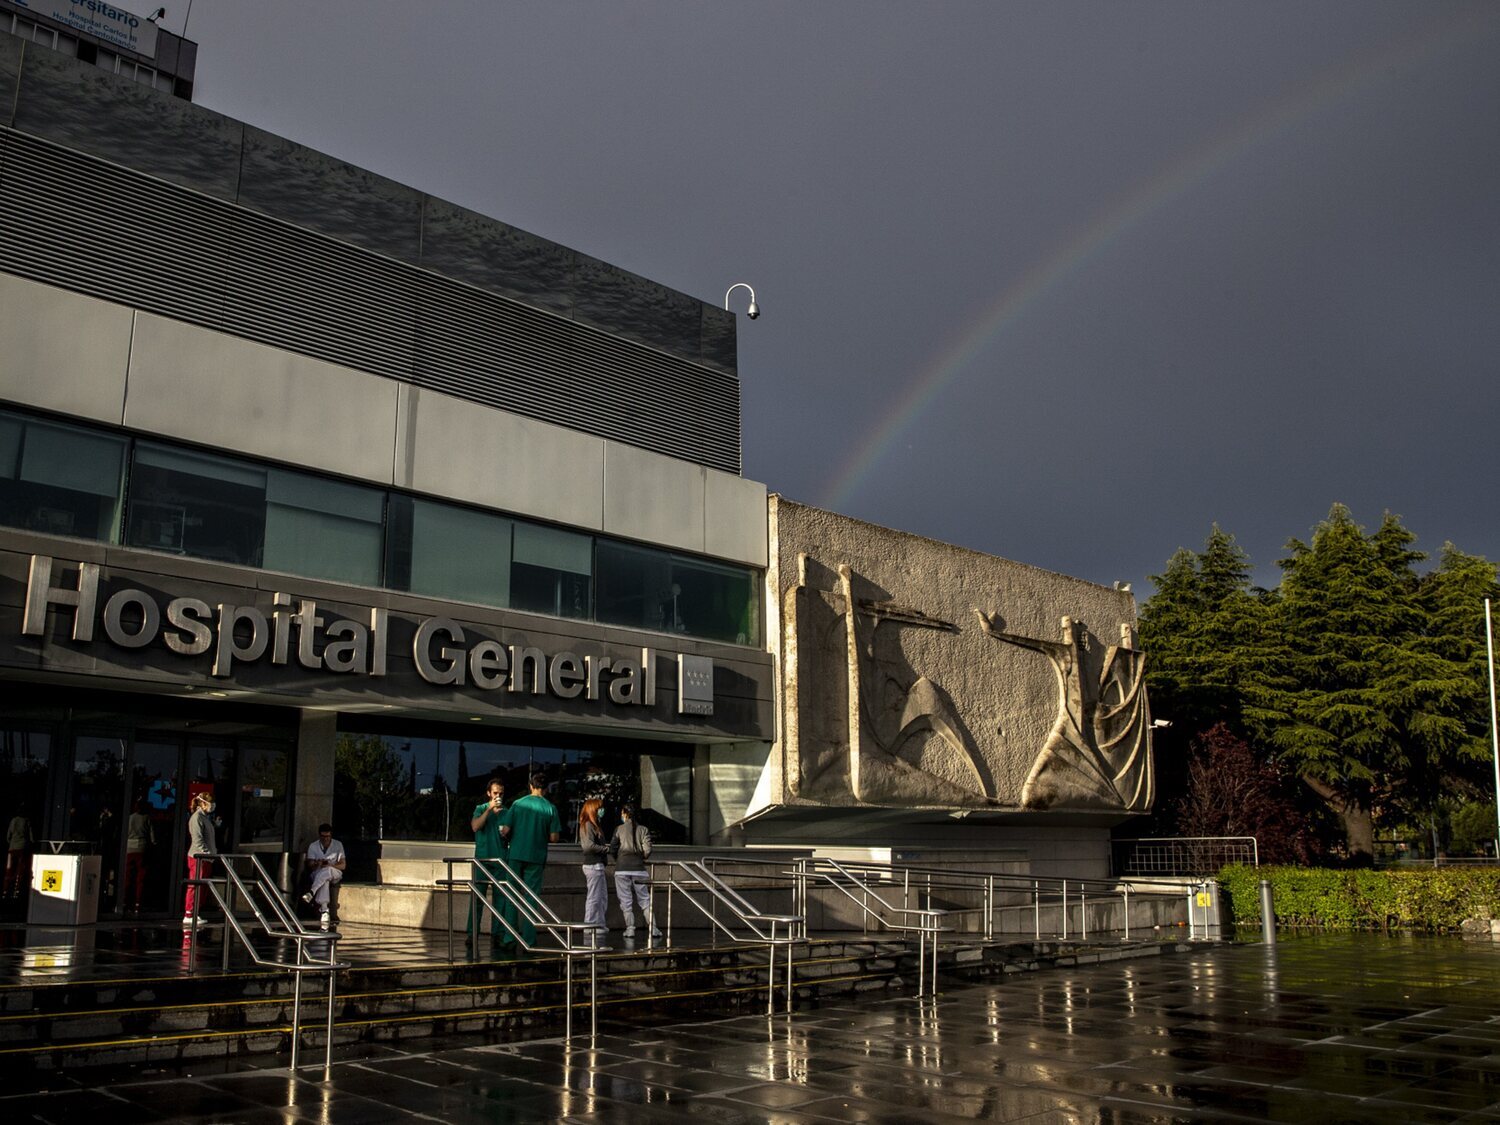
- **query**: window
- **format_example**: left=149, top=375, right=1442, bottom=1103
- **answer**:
left=263, top=469, right=384, bottom=586
left=511, top=523, right=592, bottom=619
left=672, top=555, right=760, bottom=646
left=595, top=542, right=672, bottom=634
left=125, top=444, right=266, bottom=565
left=332, top=728, right=688, bottom=844
left=0, top=726, right=52, bottom=843
left=596, top=542, right=759, bottom=645
left=398, top=497, right=513, bottom=607
left=1, top=409, right=761, bottom=646
left=124, top=445, right=384, bottom=584
left=0, top=412, right=126, bottom=541
left=239, top=744, right=289, bottom=846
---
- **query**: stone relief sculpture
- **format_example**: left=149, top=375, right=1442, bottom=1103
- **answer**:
left=846, top=575, right=995, bottom=808
left=781, top=540, right=1152, bottom=814
left=974, top=611, right=1153, bottom=812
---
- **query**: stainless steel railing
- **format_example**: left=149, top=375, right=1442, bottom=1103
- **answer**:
left=437, top=855, right=604, bottom=1039
left=801, top=859, right=1209, bottom=942
left=185, top=853, right=347, bottom=1077
left=658, top=859, right=803, bottom=1015
left=789, top=857, right=955, bottom=996
left=698, top=854, right=1211, bottom=944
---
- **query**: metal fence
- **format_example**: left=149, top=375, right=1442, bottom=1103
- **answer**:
left=1112, top=836, right=1258, bottom=876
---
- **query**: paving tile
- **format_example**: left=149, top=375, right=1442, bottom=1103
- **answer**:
left=12, top=931, right=1500, bottom=1121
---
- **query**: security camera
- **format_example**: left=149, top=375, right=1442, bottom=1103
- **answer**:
left=725, top=283, right=759, bottom=321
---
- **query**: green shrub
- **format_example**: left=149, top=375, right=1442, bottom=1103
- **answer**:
left=1217, top=864, right=1500, bottom=931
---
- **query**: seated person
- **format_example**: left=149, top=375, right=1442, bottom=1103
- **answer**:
left=301, top=823, right=345, bottom=929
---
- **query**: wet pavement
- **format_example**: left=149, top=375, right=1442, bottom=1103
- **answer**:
left=0, top=917, right=480, bottom=981
left=7, top=931, right=1500, bottom=1122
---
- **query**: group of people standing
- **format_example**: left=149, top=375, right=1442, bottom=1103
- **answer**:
left=469, top=773, right=659, bottom=948
left=579, top=797, right=661, bottom=942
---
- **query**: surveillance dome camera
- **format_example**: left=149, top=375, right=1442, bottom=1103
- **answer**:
left=747, top=303, right=760, bottom=320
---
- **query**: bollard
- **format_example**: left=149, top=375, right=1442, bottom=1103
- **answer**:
left=1259, top=879, right=1276, bottom=944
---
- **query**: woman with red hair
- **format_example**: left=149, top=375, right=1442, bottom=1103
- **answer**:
left=578, top=798, right=609, bottom=947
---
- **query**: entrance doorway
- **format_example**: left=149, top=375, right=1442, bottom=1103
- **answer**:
left=0, top=689, right=296, bottom=918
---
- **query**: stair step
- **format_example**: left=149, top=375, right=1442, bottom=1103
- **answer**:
left=0, top=935, right=1188, bottom=1075
left=0, top=940, right=921, bottom=1072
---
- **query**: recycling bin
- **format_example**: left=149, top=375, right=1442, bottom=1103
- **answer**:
left=29, top=849, right=102, bottom=926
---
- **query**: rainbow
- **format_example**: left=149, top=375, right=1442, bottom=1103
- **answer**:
left=822, top=9, right=1491, bottom=512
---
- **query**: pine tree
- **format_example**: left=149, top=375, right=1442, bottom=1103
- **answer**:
left=1139, top=526, right=1261, bottom=737
left=1142, top=508, right=1500, bottom=864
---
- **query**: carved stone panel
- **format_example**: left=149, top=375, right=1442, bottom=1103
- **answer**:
left=771, top=497, right=1153, bottom=816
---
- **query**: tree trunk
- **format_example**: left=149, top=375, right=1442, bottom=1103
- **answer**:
left=1301, top=775, right=1375, bottom=865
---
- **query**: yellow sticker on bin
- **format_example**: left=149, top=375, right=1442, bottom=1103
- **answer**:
left=40, top=869, right=62, bottom=892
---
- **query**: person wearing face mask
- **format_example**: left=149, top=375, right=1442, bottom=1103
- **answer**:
left=183, top=791, right=217, bottom=927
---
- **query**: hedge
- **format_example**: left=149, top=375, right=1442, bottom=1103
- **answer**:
left=1217, top=864, right=1500, bottom=932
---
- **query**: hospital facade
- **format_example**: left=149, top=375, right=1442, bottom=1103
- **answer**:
left=0, top=25, right=1153, bottom=922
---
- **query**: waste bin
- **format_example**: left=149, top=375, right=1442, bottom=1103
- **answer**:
left=29, top=847, right=102, bottom=926
left=1187, top=880, right=1223, bottom=938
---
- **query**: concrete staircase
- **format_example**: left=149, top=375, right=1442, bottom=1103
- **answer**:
left=0, top=934, right=1194, bottom=1075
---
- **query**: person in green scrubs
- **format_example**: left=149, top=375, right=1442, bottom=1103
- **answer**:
left=498, top=772, right=562, bottom=946
left=468, top=778, right=508, bottom=944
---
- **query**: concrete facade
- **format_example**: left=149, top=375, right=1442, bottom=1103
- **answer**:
left=703, top=497, right=1156, bottom=880
left=0, top=274, right=767, bottom=569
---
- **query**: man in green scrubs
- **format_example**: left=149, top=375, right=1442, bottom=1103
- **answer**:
left=498, top=772, right=562, bottom=946
left=468, top=778, right=508, bottom=944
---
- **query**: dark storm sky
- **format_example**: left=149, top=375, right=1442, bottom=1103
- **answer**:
left=179, top=1, right=1500, bottom=593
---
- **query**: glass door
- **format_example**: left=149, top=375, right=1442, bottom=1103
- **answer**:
left=68, top=734, right=127, bottom=909
left=125, top=737, right=182, bottom=915
left=1, top=727, right=52, bottom=908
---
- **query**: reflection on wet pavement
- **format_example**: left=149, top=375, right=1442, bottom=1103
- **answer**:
left=6, top=932, right=1500, bottom=1122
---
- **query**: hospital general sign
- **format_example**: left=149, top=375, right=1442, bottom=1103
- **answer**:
left=17, top=1, right=159, bottom=56
left=21, top=555, right=716, bottom=717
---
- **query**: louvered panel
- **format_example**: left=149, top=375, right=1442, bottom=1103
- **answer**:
left=0, top=132, right=225, bottom=323
left=0, top=126, right=742, bottom=474
left=220, top=208, right=417, bottom=382
left=414, top=275, right=739, bottom=469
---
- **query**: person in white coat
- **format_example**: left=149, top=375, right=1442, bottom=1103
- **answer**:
left=302, top=823, right=346, bottom=930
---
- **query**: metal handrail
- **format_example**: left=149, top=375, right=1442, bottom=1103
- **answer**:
left=437, top=856, right=604, bottom=1039
left=185, top=853, right=347, bottom=1077
left=790, top=858, right=954, bottom=996
left=812, top=858, right=1206, bottom=942
left=659, top=859, right=803, bottom=1014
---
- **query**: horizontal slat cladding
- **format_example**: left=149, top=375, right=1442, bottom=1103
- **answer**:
left=0, top=128, right=742, bottom=473
left=0, top=132, right=226, bottom=324
left=415, top=274, right=741, bottom=466
left=222, top=207, right=418, bottom=382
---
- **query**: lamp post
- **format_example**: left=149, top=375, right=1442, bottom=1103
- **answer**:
left=1486, top=599, right=1500, bottom=858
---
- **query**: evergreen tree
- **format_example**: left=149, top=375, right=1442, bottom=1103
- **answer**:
left=1142, top=508, right=1500, bottom=865
left=1140, top=525, right=1264, bottom=737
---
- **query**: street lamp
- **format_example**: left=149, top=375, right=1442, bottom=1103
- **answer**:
left=1486, top=599, right=1500, bottom=857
